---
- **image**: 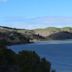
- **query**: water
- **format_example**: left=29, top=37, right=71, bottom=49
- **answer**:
left=8, top=41, right=72, bottom=72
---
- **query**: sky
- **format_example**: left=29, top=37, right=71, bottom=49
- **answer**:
left=0, top=0, right=72, bottom=29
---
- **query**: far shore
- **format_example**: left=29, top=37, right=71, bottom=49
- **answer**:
left=7, top=41, right=33, bottom=46
left=7, top=39, right=72, bottom=46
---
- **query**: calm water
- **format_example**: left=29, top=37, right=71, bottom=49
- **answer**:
left=8, top=41, right=72, bottom=72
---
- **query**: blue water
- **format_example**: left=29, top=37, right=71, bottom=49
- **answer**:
left=8, top=41, right=72, bottom=72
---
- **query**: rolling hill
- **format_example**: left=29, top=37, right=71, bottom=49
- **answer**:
left=0, top=26, right=72, bottom=45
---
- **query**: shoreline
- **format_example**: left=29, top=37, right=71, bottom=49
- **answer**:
left=7, top=42, right=33, bottom=46
left=8, top=40, right=72, bottom=46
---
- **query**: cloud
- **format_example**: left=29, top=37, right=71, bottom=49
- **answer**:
left=0, top=0, right=8, bottom=3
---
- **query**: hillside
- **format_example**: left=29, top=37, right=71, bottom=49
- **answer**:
left=0, top=26, right=46, bottom=45
left=0, top=26, right=72, bottom=44
left=47, top=31, right=72, bottom=40
left=0, top=26, right=32, bottom=45
left=34, top=27, right=72, bottom=37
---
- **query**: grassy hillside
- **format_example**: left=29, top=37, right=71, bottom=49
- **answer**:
left=0, top=26, right=72, bottom=43
left=34, top=27, right=72, bottom=36
left=0, top=26, right=47, bottom=45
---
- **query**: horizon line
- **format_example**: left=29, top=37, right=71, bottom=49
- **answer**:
left=0, top=25, right=72, bottom=30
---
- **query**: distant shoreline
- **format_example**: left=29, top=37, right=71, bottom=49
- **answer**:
left=8, top=39, right=72, bottom=46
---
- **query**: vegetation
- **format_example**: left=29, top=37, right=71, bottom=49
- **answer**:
left=34, top=27, right=72, bottom=36
left=47, top=31, right=72, bottom=40
left=0, top=46, right=56, bottom=72
left=0, top=26, right=72, bottom=42
left=0, top=39, right=8, bottom=46
left=0, top=26, right=47, bottom=44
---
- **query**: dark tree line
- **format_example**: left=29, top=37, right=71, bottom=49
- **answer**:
left=0, top=46, right=56, bottom=72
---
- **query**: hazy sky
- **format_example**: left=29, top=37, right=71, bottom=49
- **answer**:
left=0, top=0, right=72, bottom=29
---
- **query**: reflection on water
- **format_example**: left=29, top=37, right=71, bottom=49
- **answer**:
left=8, top=41, right=72, bottom=72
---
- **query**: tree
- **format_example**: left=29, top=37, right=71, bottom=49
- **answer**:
left=0, top=47, right=53, bottom=72
left=18, top=50, right=51, bottom=72
left=0, top=48, right=17, bottom=65
left=0, top=39, right=8, bottom=46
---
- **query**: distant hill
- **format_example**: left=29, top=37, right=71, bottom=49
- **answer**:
left=0, top=26, right=46, bottom=45
left=0, top=26, right=72, bottom=44
left=34, top=27, right=72, bottom=37
left=47, top=31, right=72, bottom=40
